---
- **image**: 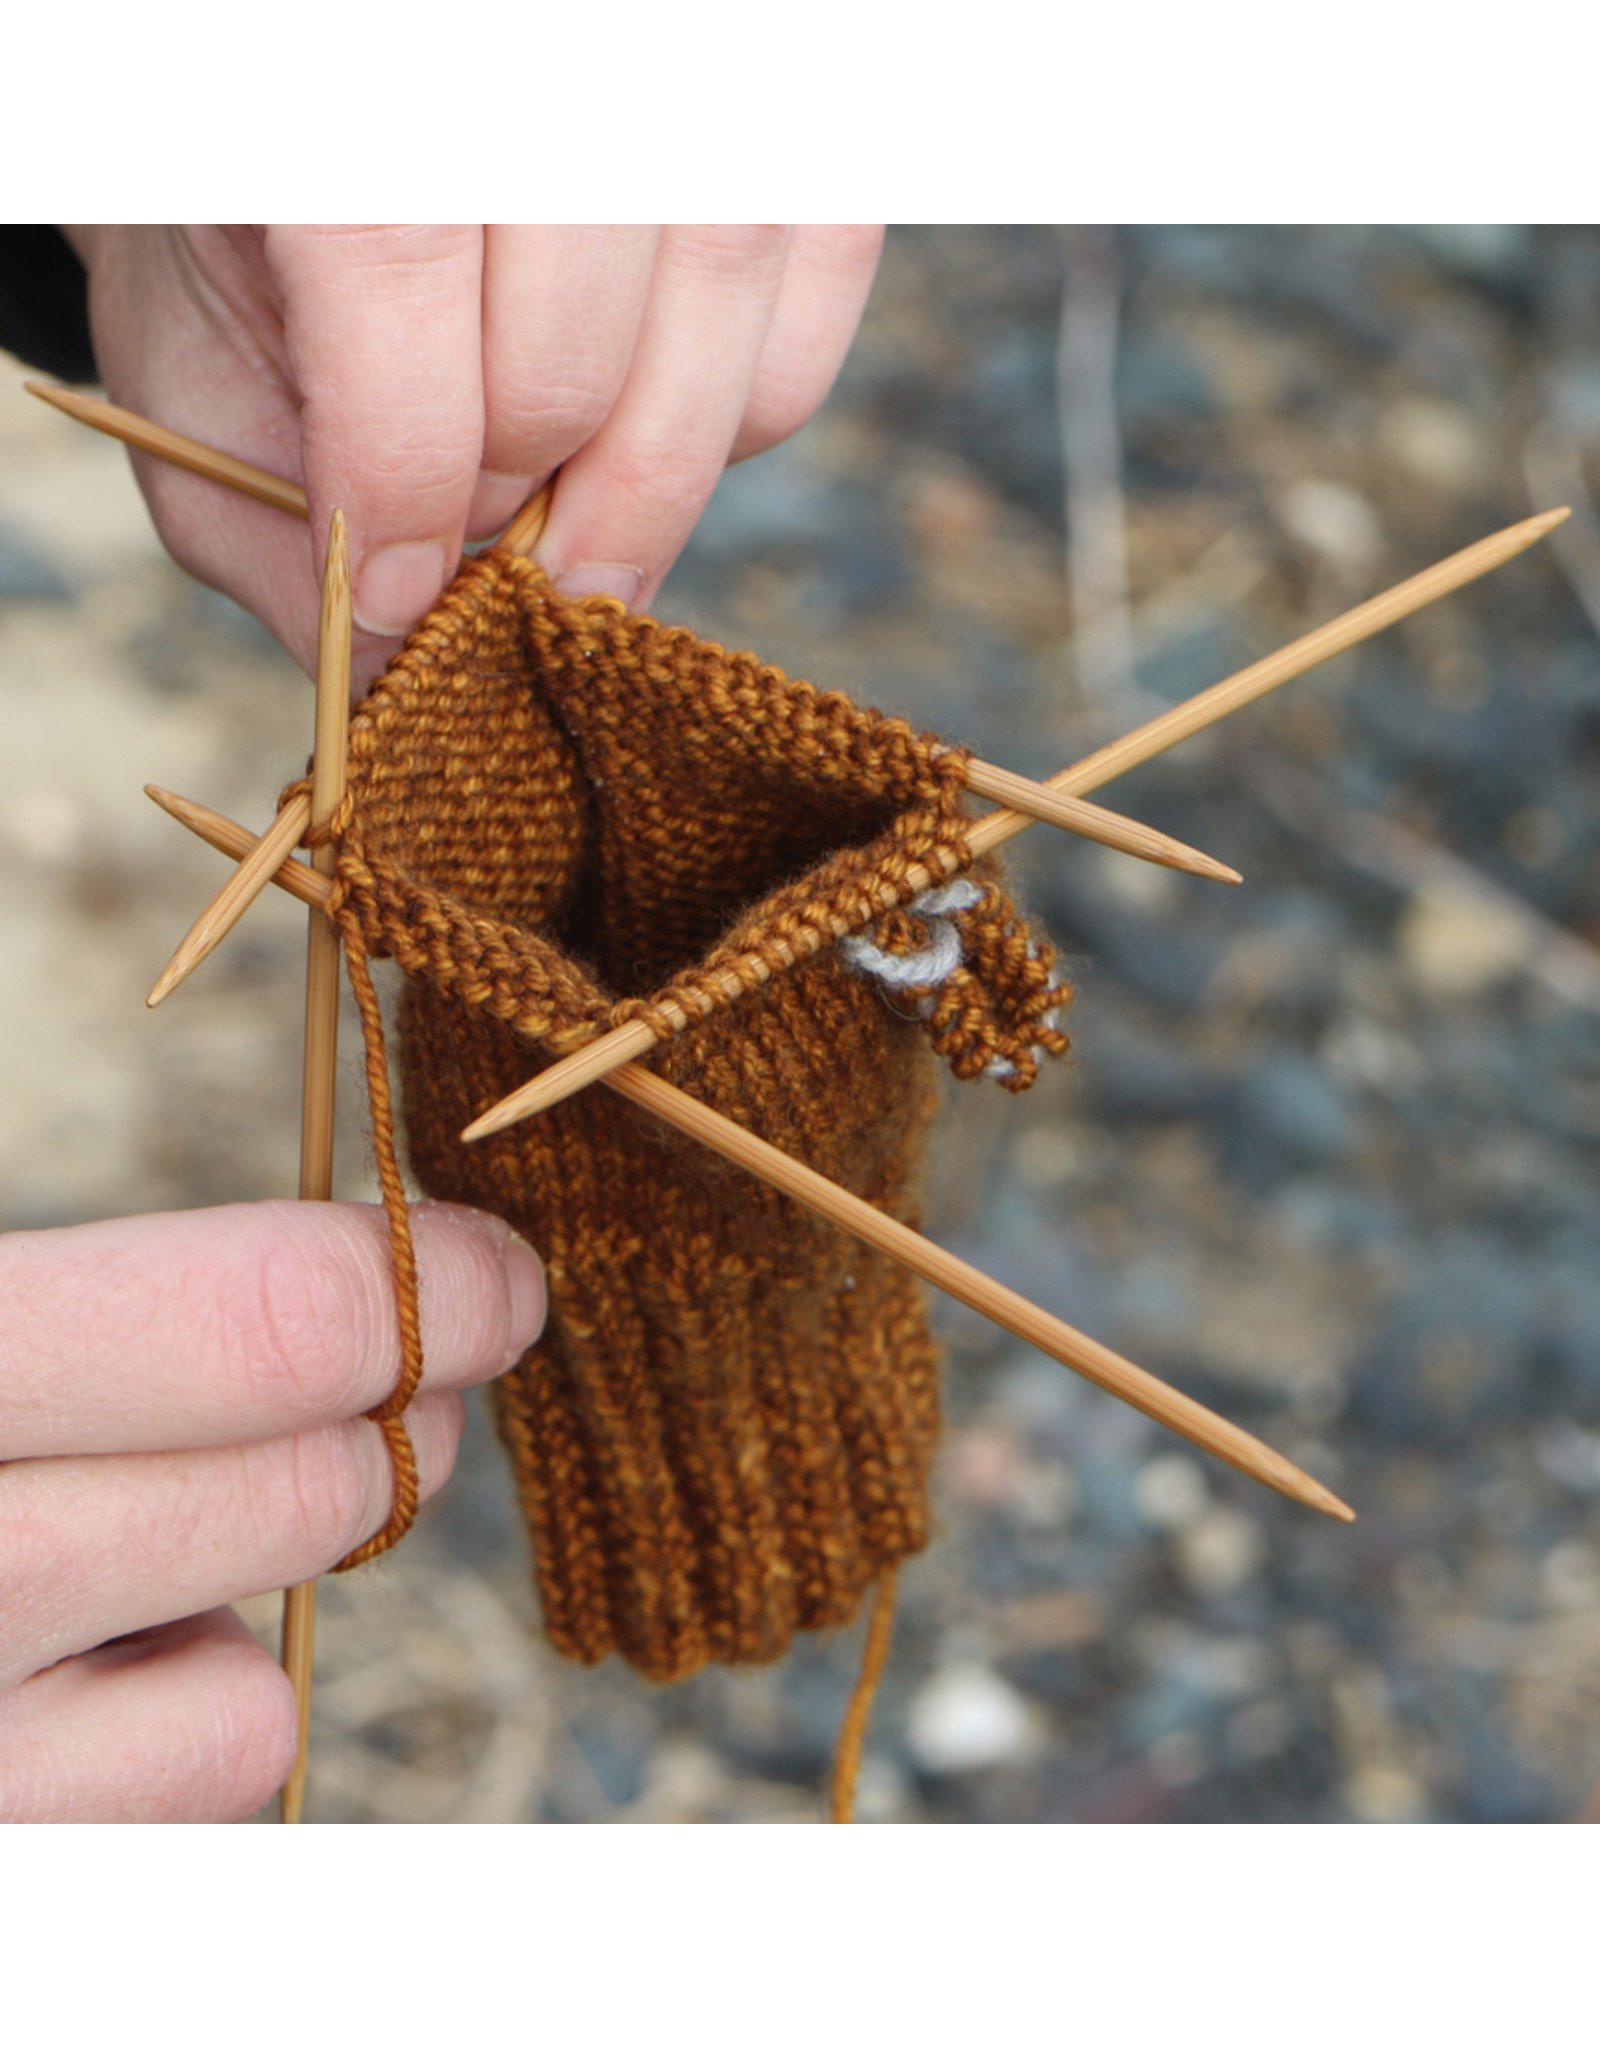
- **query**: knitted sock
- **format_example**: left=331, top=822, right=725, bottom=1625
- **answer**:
left=333, top=551, right=1070, bottom=1680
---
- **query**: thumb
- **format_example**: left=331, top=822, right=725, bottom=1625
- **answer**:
left=263, top=224, right=486, bottom=638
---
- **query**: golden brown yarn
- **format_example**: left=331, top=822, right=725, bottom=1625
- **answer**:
left=325, top=549, right=1070, bottom=1681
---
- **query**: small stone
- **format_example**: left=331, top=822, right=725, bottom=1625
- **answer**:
left=1541, top=1542, right=1600, bottom=1613
left=1398, top=889, right=1531, bottom=997
left=1379, top=396, right=1490, bottom=494
left=1136, top=1454, right=1209, bottom=1531
left=1344, top=1763, right=1426, bottom=1824
left=1177, top=1506, right=1267, bottom=1597
left=1276, top=478, right=1383, bottom=569
left=1013, top=1460, right=1079, bottom=1532
left=907, top=1663, right=1039, bottom=1775
left=945, top=1423, right=1026, bottom=1508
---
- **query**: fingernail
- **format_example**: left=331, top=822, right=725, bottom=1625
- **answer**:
left=502, top=1232, right=546, bottom=1360
left=555, top=561, right=643, bottom=608
left=354, top=540, right=450, bottom=637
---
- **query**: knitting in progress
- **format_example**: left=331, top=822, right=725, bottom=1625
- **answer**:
left=327, top=549, right=1071, bottom=1679
left=32, top=383, right=1561, bottom=1823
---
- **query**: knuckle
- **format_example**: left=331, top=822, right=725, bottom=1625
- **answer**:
left=490, top=372, right=616, bottom=463
left=221, top=1221, right=382, bottom=1428
left=206, top=1642, right=299, bottom=1821
left=355, top=425, right=481, bottom=491
left=596, top=432, right=723, bottom=527
left=265, top=222, right=471, bottom=290
left=819, top=222, right=885, bottom=275
left=0, top=1498, right=69, bottom=1684
left=413, top=1391, right=468, bottom=1502
left=669, top=223, right=790, bottom=281
left=247, top=1424, right=384, bottom=1566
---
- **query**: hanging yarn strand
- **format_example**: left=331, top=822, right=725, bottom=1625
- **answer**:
left=830, top=1567, right=902, bottom=1823
left=331, top=924, right=425, bottom=1563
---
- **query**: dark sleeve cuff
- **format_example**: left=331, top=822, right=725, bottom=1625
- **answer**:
left=0, top=228, right=97, bottom=384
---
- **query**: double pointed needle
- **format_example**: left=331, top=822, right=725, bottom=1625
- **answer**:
left=278, top=509, right=352, bottom=1827
left=146, top=791, right=312, bottom=1006
left=27, top=380, right=310, bottom=518
left=466, top=505, right=1569, bottom=1142
left=142, top=790, right=1354, bottom=1527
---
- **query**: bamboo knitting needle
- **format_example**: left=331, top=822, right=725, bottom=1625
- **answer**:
left=954, top=761, right=1238, bottom=882
left=466, top=506, right=1570, bottom=1141
left=31, top=383, right=1240, bottom=884
left=27, top=380, right=559, bottom=545
left=146, top=791, right=313, bottom=1006
left=145, top=791, right=1355, bottom=1526
left=27, top=381, right=310, bottom=518
left=145, top=785, right=325, bottom=909
left=278, top=510, right=353, bottom=1827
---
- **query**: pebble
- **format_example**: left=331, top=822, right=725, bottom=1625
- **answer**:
left=1344, top=1763, right=1427, bottom=1824
left=1275, top=478, right=1384, bottom=569
left=906, top=1664, right=1041, bottom=1775
left=1398, top=889, right=1533, bottom=997
left=1136, top=1454, right=1210, bottom=1531
left=1176, top=1507, right=1268, bottom=1598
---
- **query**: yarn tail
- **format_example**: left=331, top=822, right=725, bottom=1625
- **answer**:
left=332, top=918, right=425, bottom=1568
left=829, top=1566, right=901, bottom=1823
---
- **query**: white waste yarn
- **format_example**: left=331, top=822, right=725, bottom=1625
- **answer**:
left=839, top=879, right=1067, bottom=1082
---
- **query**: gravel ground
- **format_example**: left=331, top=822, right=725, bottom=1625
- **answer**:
left=5, top=224, right=1600, bottom=1823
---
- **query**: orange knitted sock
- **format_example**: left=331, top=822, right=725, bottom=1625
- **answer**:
left=330, top=552, right=1070, bottom=1679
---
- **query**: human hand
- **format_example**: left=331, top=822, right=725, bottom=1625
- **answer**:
left=64, top=225, right=884, bottom=688
left=0, top=1197, right=544, bottom=1822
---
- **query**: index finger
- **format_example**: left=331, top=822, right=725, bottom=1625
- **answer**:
left=262, top=224, right=486, bottom=637
left=0, top=1199, right=543, bottom=1459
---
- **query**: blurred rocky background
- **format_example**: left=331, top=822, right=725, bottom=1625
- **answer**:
left=4, top=224, right=1600, bottom=1823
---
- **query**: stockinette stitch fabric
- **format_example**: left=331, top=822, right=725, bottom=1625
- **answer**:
left=329, top=549, right=1071, bottom=1682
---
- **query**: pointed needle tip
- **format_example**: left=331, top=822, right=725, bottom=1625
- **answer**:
left=1535, top=505, right=1572, bottom=533
left=25, top=381, right=87, bottom=424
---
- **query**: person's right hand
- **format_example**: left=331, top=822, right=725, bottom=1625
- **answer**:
left=67, top=226, right=884, bottom=689
left=0, top=1197, right=544, bottom=1823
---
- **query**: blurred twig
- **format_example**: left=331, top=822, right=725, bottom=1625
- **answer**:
left=1058, top=227, right=1136, bottom=709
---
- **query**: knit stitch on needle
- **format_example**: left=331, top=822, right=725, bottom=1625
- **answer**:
left=329, top=549, right=1071, bottom=1681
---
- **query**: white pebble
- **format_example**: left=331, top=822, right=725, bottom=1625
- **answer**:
left=906, top=1664, right=1039, bottom=1775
